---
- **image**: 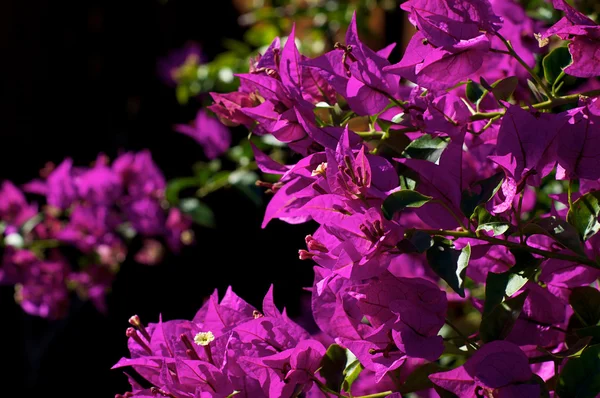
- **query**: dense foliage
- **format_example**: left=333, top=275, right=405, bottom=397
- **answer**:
left=7, top=0, right=600, bottom=396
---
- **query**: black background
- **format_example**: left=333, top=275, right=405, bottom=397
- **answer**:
left=0, top=1, right=404, bottom=396
left=0, top=1, right=315, bottom=396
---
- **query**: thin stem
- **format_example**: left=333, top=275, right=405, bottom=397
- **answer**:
left=552, top=70, right=566, bottom=95
left=356, top=392, right=396, bottom=398
left=568, top=179, right=575, bottom=209
left=515, top=191, right=524, bottom=244
left=489, top=48, right=511, bottom=55
left=358, top=126, right=418, bottom=141
left=197, top=174, right=231, bottom=198
left=385, top=92, right=408, bottom=111
left=413, top=228, right=600, bottom=269
left=495, top=32, right=554, bottom=99
left=470, top=115, right=501, bottom=135
left=445, top=318, right=480, bottom=351
left=355, top=131, right=384, bottom=139
left=528, top=355, right=559, bottom=364
left=470, top=88, right=600, bottom=121
left=312, top=376, right=393, bottom=398
left=312, top=377, right=347, bottom=398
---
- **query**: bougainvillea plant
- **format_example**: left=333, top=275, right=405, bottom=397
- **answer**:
left=161, top=1, right=400, bottom=218
left=115, top=0, right=600, bottom=397
left=0, top=151, right=194, bottom=319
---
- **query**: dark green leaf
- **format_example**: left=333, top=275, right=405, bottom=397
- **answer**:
left=479, top=76, right=493, bottom=92
left=179, top=198, right=215, bottom=228
left=570, top=287, right=600, bottom=326
left=402, top=134, right=449, bottom=163
left=165, top=177, right=201, bottom=205
left=460, top=172, right=504, bottom=218
left=483, top=271, right=529, bottom=316
left=474, top=206, right=510, bottom=236
left=543, top=46, right=572, bottom=85
left=376, top=131, right=412, bottom=158
left=399, top=172, right=417, bottom=191
left=479, top=77, right=519, bottom=105
left=376, top=113, right=405, bottom=135
left=480, top=290, right=529, bottom=343
left=576, top=326, right=600, bottom=345
left=530, top=374, right=552, bottom=398
left=567, top=190, right=600, bottom=241
left=466, top=80, right=485, bottom=103
left=483, top=271, right=511, bottom=316
left=319, top=344, right=346, bottom=392
left=510, top=248, right=544, bottom=270
left=523, top=216, right=586, bottom=256
left=382, top=190, right=433, bottom=220
left=491, top=76, right=519, bottom=102
left=426, top=239, right=470, bottom=297
left=397, top=230, right=433, bottom=254
left=483, top=250, right=541, bottom=317
left=398, top=363, right=445, bottom=394
left=556, top=344, right=600, bottom=398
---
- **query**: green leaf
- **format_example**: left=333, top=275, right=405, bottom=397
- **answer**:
left=397, top=230, right=433, bottom=254
left=391, top=112, right=405, bottom=124
left=165, top=177, right=201, bottom=205
left=483, top=271, right=529, bottom=316
left=398, top=363, right=445, bottom=394
left=341, top=359, right=364, bottom=393
left=480, top=290, right=529, bottom=343
left=490, top=76, right=519, bottom=102
left=402, top=134, right=450, bottom=163
left=319, top=344, right=346, bottom=392
left=466, top=80, right=485, bottom=103
left=179, top=198, right=215, bottom=228
left=426, top=239, right=470, bottom=298
left=543, top=46, right=572, bottom=85
left=538, top=336, right=592, bottom=359
left=523, top=216, right=586, bottom=256
left=570, top=287, right=600, bottom=327
left=320, top=345, right=364, bottom=394
left=530, top=374, right=552, bottom=398
left=382, top=190, right=433, bottom=220
left=376, top=131, right=412, bottom=158
left=479, top=76, right=519, bottom=105
left=460, top=172, right=504, bottom=218
left=556, top=344, right=600, bottom=398
left=567, top=190, right=600, bottom=241
left=527, top=78, right=546, bottom=102
left=474, top=206, right=510, bottom=236
left=376, top=113, right=404, bottom=135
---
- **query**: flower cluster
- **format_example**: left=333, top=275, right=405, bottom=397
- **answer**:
left=116, top=1, right=600, bottom=397
left=114, top=287, right=331, bottom=398
left=0, top=151, right=194, bottom=319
